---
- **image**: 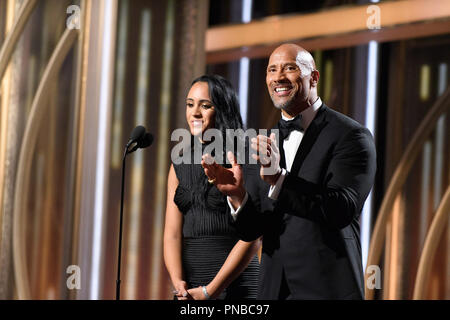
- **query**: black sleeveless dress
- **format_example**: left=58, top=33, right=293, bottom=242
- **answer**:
left=173, top=159, right=259, bottom=300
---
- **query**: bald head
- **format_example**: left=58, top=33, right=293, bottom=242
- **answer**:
left=270, top=44, right=316, bottom=78
left=266, top=43, right=319, bottom=117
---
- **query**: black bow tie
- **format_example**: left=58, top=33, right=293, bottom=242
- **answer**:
left=278, top=115, right=303, bottom=138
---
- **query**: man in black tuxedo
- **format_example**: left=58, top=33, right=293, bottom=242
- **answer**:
left=202, top=43, right=376, bottom=299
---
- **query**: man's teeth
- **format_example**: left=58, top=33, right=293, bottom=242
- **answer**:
left=275, top=87, right=290, bottom=92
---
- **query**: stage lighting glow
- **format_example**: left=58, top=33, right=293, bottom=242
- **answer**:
left=361, top=40, right=378, bottom=271
left=91, top=0, right=117, bottom=300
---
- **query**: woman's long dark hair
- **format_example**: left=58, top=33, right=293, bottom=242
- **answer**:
left=191, top=74, right=243, bottom=133
left=189, top=75, right=244, bottom=209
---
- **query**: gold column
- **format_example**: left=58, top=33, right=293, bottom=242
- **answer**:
left=68, top=0, right=91, bottom=300
left=74, top=0, right=118, bottom=299
left=174, top=0, right=209, bottom=131
left=125, top=7, right=152, bottom=300
left=0, top=0, right=16, bottom=300
left=149, top=0, right=175, bottom=299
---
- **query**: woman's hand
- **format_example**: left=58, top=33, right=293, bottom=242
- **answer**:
left=173, top=280, right=189, bottom=300
left=201, top=151, right=246, bottom=208
left=186, top=286, right=210, bottom=300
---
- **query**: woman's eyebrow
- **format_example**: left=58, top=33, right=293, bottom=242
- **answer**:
left=185, top=98, right=212, bottom=104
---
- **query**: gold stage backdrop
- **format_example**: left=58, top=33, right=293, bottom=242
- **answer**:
left=0, top=0, right=208, bottom=299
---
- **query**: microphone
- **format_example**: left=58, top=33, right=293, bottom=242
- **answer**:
left=116, top=125, right=152, bottom=300
left=127, top=132, right=154, bottom=154
left=126, top=125, right=146, bottom=149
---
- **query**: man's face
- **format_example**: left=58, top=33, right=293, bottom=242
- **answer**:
left=266, top=47, right=311, bottom=114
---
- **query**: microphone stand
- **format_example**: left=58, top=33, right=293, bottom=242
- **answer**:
left=116, top=145, right=130, bottom=300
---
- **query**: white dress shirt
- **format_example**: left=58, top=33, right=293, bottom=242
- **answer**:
left=267, top=97, right=322, bottom=200
left=229, top=97, right=323, bottom=220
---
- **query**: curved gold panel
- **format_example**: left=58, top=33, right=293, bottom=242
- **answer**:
left=365, top=86, right=450, bottom=299
left=69, top=0, right=91, bottom=300
left=12, top=28, right=79, bottom=300
left=413, top=187, right=450, bottom=299
left=0, top=0, right=37, bottom=83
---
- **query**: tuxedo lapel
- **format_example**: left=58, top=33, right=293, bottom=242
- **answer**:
left=289, top=105, right=328, bottom=176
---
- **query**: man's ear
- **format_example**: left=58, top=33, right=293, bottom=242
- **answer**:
left=310, top=70, right=320, bottom=87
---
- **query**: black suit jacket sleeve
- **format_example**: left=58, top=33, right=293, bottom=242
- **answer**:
left=277, top=127, right=377, bottom=229
left=232, top=163, right=272, bottom=242
left=234, top=127, right=376, bottom=240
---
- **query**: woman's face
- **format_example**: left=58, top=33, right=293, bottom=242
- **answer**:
left=186, top=81, right=216, bottom=136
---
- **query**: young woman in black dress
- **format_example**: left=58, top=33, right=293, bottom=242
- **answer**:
left=164, top=75, right=260, bottom=300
